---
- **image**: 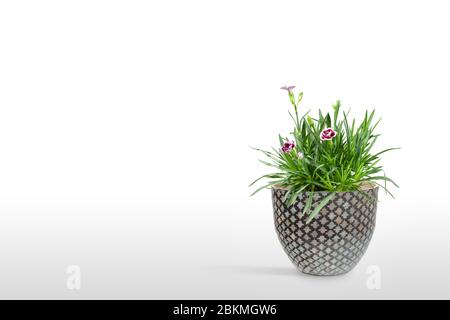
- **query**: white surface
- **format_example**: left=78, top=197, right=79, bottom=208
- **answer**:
left=0, top=0, right=449, bottom=299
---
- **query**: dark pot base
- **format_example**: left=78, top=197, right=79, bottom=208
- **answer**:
left=272, top=187, right=378, bottom=276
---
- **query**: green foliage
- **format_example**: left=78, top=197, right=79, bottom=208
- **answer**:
left=250, top=88, right=398, bottom=223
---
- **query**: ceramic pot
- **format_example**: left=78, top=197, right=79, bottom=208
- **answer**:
left=272, top=186, right=378, bottom=276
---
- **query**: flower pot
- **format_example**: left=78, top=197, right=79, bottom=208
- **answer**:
left=272, top=185, right=378, bottom=276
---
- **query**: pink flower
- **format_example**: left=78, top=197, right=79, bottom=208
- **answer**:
left=281, top=140, right=295, bottom=153
left=280, top=85, right=296, bottom=93
left=320, top=128, right=337, bottom=141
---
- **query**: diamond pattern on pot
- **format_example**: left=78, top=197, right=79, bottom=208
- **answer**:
left=272, top=187, right=378, bottom=276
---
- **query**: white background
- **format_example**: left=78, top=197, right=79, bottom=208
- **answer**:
left=0, top=0, right=449, bottom=299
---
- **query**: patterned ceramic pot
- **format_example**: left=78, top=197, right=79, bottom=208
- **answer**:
left=272, top=185, right=378, bottom=276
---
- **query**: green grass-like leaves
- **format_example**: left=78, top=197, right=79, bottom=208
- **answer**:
left=250, top=90, right=398, bottom=223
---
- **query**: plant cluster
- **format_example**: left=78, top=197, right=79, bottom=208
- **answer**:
left=250, top=86, right=398, bottom=223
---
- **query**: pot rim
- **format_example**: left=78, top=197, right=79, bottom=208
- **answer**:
left=271, top=182, right=378, bottom=194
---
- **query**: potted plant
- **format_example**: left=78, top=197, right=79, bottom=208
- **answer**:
left=250, top=86, right=398, bottom=276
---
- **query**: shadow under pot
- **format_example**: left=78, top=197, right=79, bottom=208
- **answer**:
left=271, top=185, right=378, bottom=276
